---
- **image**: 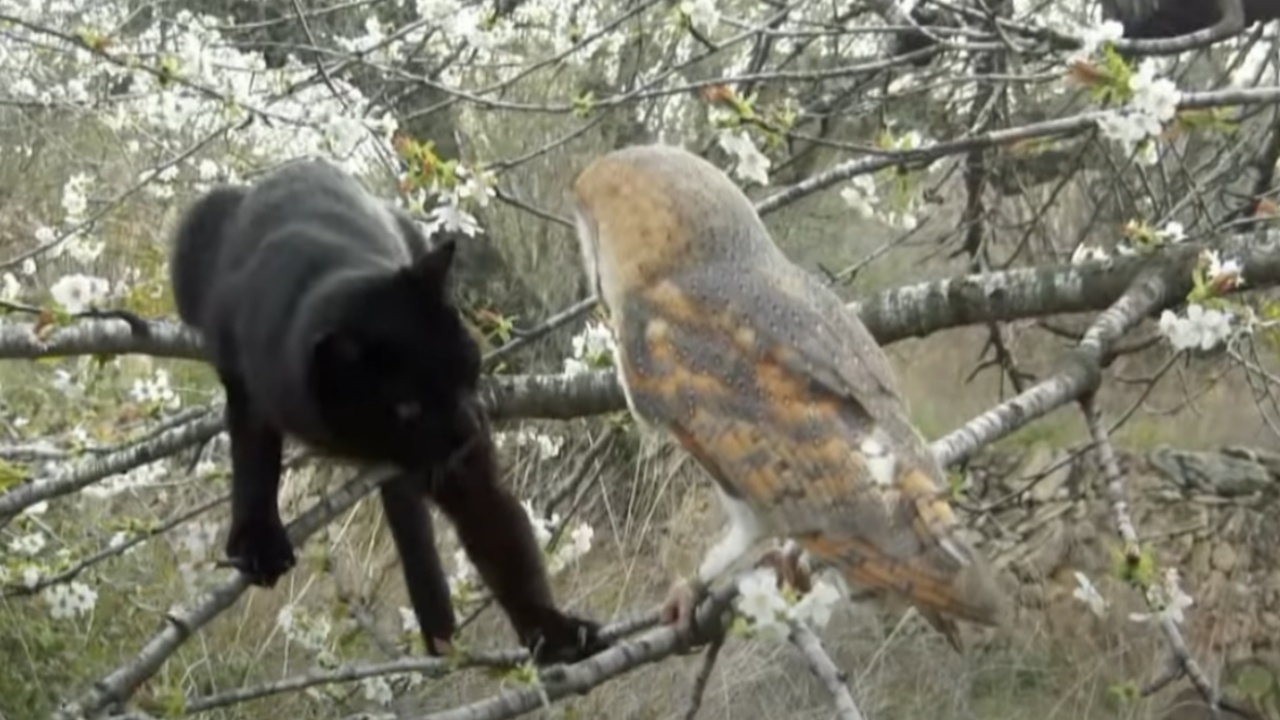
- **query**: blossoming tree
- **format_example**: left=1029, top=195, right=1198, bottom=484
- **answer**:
left=1, top=0, right=1279, bottom=718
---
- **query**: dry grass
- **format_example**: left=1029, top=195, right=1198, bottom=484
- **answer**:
left=233, top=433, right=1255, bottom=720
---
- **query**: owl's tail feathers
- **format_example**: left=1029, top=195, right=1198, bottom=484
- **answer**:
left=919, top=609, right=964, bottom=653
left=798, top=533, right=1009, bottom=637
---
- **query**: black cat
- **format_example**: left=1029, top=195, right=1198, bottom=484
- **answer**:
left=168, top=158, right=608, bottom=664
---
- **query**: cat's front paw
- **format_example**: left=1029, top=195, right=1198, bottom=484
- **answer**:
left=425, top=636, right=456, bottom=657
left=523, top=608, right=610, bottom=666
left=225, top=515, right=296, bottom=587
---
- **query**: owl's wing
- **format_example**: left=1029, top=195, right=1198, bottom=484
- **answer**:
left=616, top=262, right=1005, bottom=627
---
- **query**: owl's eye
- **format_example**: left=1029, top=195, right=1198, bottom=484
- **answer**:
left=395, top=401, right=422, bottom=420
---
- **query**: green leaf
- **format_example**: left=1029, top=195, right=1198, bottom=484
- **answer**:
left=572, top=92, right=596, bottom=119
left=1104, top=680, right=1141, bottom=710
left=0, top=459, right=27, bottom=491
left=509, top=660, right=539, bottom=684
left=1232, top=663, right=1276, bottom=700
left=156, top=55, right=180, bottom=87
left=1111, top=543, right=1157, bottom=587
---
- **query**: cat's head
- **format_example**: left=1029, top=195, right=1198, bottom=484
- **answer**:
left=306, top=239, right=484, bottom=468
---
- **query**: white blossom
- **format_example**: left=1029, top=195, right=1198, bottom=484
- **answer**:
left=571, top=321, right=616, bottom=363
left=521, top=500, right=557, bottom=548
left=680, top=0, right=719, bottom=33
left=1130, top=568, right=1193, bottom=625
left=1158, top=303, right=1234, bottom=352
left=450, top=548, right=477, bottom=586
left=423, top=202, right=482, bottom=239
left=62, top=232, right=104, bottom=264
left=361, top=676, right=395, bottom=706
left=1136, top=141, right=1160, bottom=166
left=49, top=274, right=111, bottom=313
left=276, top=604, right=332, bottom=651
left=60, top=173, right=93, bottom=225
left=1203, top=248, right=1244, bottom=289
left=9, top=531, right=47, bottom=556
left=840, top=175, right=878, bottom=219
left=890, top=211, right=918, bottom=231
left=718, top=130, right=771, bottom=186
left=1071, top=571, right=1108, bottom=618
left=0, top=272, right=20, bottom=301
left=568, top=523, right=594, bottom=559
left=34, top=225, right=57, bottom=246
left=42, top=581, right=98, bottom=620
left=1070, top=244, right=1110, bottom=265
left=735, top=568, right=788, bottom=626
left=562, top=357, right=590, bottom=376
left=453, top=166, right=496, bottom=208
left=399, top=606, right=421, bottom=634
left=1130, top=63, right=1182, bottom=125
left=890, top=130, right=924, bottom=151
left=196, top=158, right=222, bottom=181
left=130, top=369, right=181, bottom=410
left=1095, top=64, right=1182, bottom=156
left=790, top=579, right=841, bottom=630
left=734, top=559, right=846, bottom=640
left=496, top=428, right=567, bottom=460
left=1070, top=20, right=1125, bottom=62
left=1157, top=221, right=1186, bottom=244
left=1097, top=110, right=1150, bottom=152
left=418, top=0, right=464, bottom=24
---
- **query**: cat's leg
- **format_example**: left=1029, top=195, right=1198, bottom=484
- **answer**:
left=222, top=373, right=293, bottom=587
left=379, top=472, right=457, bottom=655
left=432, top=433, right=609, bottom=665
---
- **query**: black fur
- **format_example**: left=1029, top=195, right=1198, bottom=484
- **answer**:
left=168, top=158, right=608, bottom=664
left=1118, top=0, right=1278, bottom=38
left=891, top=1, right=1280, bottom=69
left=892, top=6, right=949, bottom=68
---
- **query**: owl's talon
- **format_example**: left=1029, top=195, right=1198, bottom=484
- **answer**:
left=756, top=542, right=813, bottom=594
left=661, top=579, right=700, bottom=637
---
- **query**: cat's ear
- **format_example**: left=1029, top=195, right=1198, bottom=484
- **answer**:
left=403, top=239, right=456, bottom=294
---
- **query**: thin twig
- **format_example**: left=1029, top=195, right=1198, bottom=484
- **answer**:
left=788, top=620, right=865, bottom=720
left=1079, top=396, right=1258, bottom=718
left=679, top=626, right=728, bottom=720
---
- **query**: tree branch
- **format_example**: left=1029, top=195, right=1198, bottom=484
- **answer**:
left=43, top=249, right=1257, bottom=719
left=679, top=629, right=727, bottom=720
left=756, top=85, right=1280, bottom=217
left=4, top=235, right=1276, bottom=375
left=1079, top=396, right=1261, bottom=718
left=0, top=411, right=224, bottom=524
left=931, top=263, right=1173, bottom=467
left=788, top=620, right=866, bottom=720
left=1112, top=0, right=1247, bottom=57
left=64, top=465, right=402, bottom=720
left=416, top=586, right=739, bottom=720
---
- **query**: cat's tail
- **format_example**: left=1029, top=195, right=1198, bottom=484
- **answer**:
left=168, top=186, right=247, bottom=327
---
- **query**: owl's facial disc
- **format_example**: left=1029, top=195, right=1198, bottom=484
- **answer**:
left=572, top=207, right=606, bottom=308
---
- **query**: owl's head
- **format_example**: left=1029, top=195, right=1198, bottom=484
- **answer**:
left=570, top=143, right=778, bottom=315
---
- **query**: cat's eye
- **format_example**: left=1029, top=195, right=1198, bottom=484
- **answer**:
left=395, top=401, right=422, bottom=420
